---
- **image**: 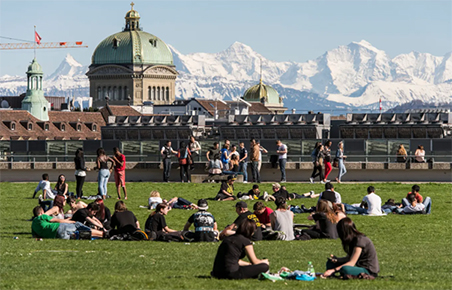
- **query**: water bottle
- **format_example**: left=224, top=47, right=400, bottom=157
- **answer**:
left=307, top=261, right=315, bottom=277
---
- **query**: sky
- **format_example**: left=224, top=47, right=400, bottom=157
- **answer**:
left=0, top=0, right=451, bottom=76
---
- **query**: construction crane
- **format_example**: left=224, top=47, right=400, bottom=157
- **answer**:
left=0, top=41, right=87, bottom=50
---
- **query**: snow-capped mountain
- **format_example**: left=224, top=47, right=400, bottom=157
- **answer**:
left=1, top=41, right=451, bottom=112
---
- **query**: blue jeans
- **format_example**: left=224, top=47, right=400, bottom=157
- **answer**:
left=98, top=169, right=110, bottom=196
left=250, top=161, right=260, bottom=183
left=401, top=197, right=432, bottom=214
left=163, top=159, right=172, bottom=182
left=279, top=158, right=287, bottom=181
left=222, top=171, right=243, bottom=176
left=56, top=222, right=91, bottom=239
left=239, top=162, right=248, bottom=181
left=337, top=159, right=347, bottom=181
left=343, top=203, right=367, bottom=215
left=40, top=200, right=54, bottom=212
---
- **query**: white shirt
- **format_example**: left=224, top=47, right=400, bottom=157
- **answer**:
left=403, top=203, right=425, bottom=213
left=362, top=193, right=382, bottom=215
left=35, top=180, right=55, bottom=200
left=278, top=144, right=287, bottom=159
left=148, top=197, right=163, bottom=209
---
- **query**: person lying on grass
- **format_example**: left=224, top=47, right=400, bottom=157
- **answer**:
left=31, top=206, right=104, bottom=240
left=144, top=191, right=198, bottom=210
left=65, top=196, right=87, bottom=218
left=71, top=202, right=104, bottom=230
left=322, top=217, right=379, bottom=278
left=44, top=195, right=68, bottom=220
left=145, top=203, right=184, bottom=241
left=211, top=218, right=269, bottom=280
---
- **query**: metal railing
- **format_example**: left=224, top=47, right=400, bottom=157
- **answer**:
left=1, top=154, right=450, bottom=163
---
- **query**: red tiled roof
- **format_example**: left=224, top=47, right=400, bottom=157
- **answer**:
left=195, top=99, right=230, bottom=117
left=0, top=110, right=104, bottom=140
left=248, top=102, right=272, bottom=114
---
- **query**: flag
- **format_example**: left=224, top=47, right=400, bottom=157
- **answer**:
left=379, top=97, right=382, bottom=111
left=35, top=31, right=42, bottom=45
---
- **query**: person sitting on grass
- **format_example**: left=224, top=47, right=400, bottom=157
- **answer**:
left=304, top=200, right=341, bottom=239
left=238, top=184, right=261, bottom=200
left=94, top=198, right=112, bottom=230
left=318, top=182, right=342, bottom=205
left=110, top=201, right=140, bottom=236
left=148, top=190, right=163, bottom=209
left=211, top=218, right=269, bottom=280
left=270, top=197, right=294, bottom=241
left=183, top=199, right=218, bottom=242
left=263, top=183, right=291, bottom=202
left=215, top=175, right=237, bottom=201
left=145, top=203, right=184, bottom=241
left=402, top=185, right=423, bottom=207
left=220, top=201, right=262, bottom=241
left=44, top=195, right=68, bottom=220
left=222, top=154, right=244, bottom=176
left=253, top=201, right=273, bottom=230
left=65, top=196, right=87, bottom=218
left=322, top=217, right=379, bottom=278
left=54, top=174, right=71, bottom=197
left=207, top=153, right=223, bottom=179
left=33, top=173, right=57, bottom=211
left=31, top=206, right=103, bottom=239
left=71, top=202, right=104, bottom=230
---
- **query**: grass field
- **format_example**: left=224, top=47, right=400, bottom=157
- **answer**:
left=0, top=181, right=451, bottom=289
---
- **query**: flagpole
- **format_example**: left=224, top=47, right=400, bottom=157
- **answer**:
left=34, top=25, right=36, bottom=59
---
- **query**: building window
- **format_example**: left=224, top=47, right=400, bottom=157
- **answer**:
left=44, top=124, right=49, bottom=131
left=11, top=123, right=15, bottom=131
left=77, top=124, right=81, bottom=131
left=93, top=125, right=97, bottom=132
left=28, top=123, right=32, bottom=130
left=61, top=124, right=65, bottom=131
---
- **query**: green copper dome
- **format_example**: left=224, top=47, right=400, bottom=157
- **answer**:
left=91, top=31, right=173, bottom=65
left=243, top=80, right=282, bottom=105
left=91, top=3, right=173, bottom=66
left=27, top=58, right=43, bottom=75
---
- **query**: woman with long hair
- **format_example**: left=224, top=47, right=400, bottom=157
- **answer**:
left=211, top=218, right=269, bottom=279
left=304, top=199, right=340, bottom=239
left=396, top=144, right=407, bottom=163
left=94, top=198, right=112, bottom=230
left=323, top=140, right=333, bottom=182
left=54, top=174, right=69, bottom=196
left=110, top=201, right=140, bottom=236
left=44, top=195, right=67, bottom=220
left=322, top=217, right=379, bottom=278
left=177, top=141, right=192, bottom=183
left=74, top=148, right=89, bottom=199
left=145, top=203, right=183, bottom=241
left=96, top=147, right=114, bottom=199
left=415, top=145, right=425, bottom=163
left=310, top=144, right=324, bottom=183
left=335, top=142, right=347, bottom=183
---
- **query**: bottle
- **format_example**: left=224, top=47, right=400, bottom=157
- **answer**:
left=307, top=261, right=315, bottom=277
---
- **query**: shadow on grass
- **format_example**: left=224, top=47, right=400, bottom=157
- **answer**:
left=195, top=275, right=212, bottom=279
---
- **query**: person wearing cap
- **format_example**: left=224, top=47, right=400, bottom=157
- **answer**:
left=219, top=201, right=263, bottom=241
left=215, top=175, right=237, bottom=201
left=264, top=183, right=291, bottom=202
left=183, top=199, right=218, bottom=242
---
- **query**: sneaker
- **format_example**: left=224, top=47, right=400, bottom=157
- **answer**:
left=325, top=180, right=330, bottom=183
left=309, top=177, right=314, bottom=183
left=243, top=181, right=248, bottom=184
left=263, top=191, right=269, bottom=202
left=320, top=181, right=325, bottom=184
left=309, top=190, right=315, bottom=196
left=281, top=180, right=286, bottom=183
left=38, top=195, right=43, bottom=203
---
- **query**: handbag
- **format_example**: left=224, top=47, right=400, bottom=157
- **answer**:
left=332, top=158, right=339, bottom=168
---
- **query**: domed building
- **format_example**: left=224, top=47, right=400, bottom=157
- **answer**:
left=87, top=3, right=178, bottom=108
left=242, top=79, right=286, bottom=114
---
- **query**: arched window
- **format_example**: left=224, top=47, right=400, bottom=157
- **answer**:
left=44, top=124, right=49, bottom=131
left=152, top=86, right=156, bottom=100
left=28, top=123, right=33, bottom=130
left=148, top=86, right=151, bottom=100
left=166, top=87, right=170, bottom=101
left=119, top=86, right=123, bottom=100
left=93, top=124, right=97, bottom=132
left=61, top=124, right=65, bottom=131
left=77, top=124, right=81, bottom=131
left=97, top=87, right=101, bottom=100
left=11, top=123, right=15, bottom=131
left=157, top=87, right=160, bottom=101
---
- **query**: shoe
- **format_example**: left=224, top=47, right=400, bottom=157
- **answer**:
left=325, top=180, right=330, bottom=182
left=309, top=190, right=315, bottom=196
left=243, top=181, right=248, bottom=183
left=309, top=177, right=314, bottom=183
left=321, top=181, right=325, bottom=184
left=263, top=191, right=269, bottom=202
left=38, top=195, right=43, bottom=203
left=281, top=180, right=286, bottom=183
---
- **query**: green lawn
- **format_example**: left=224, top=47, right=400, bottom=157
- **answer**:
left=0, top=181, right=451, bottom=289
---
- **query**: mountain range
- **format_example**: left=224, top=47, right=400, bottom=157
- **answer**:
left=1, top=40, right=451, bottom=112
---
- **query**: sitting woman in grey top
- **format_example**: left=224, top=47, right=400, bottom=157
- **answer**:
left=270, top=196, right=294, bottom=241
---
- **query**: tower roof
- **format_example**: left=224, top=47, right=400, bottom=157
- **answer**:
left=27, top=58, right=43, bottom=75
left=91, top=3, right=173, bottom=66
left=242, top=80, right=282, bottom=105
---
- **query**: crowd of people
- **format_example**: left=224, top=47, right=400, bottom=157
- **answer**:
left=30, top=170, right=432, bottom=280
